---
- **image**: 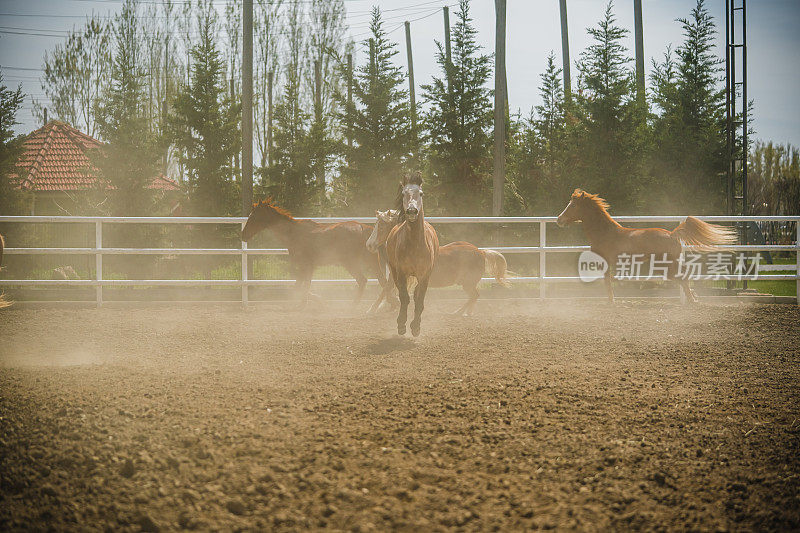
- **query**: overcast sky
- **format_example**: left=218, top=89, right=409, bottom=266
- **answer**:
left=1, top=0, right=798, bottom=147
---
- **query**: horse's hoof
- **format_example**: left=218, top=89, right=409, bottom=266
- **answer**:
left=410, top=324, right=420, bottom=337
left=397, top=324, right=406, bottom=335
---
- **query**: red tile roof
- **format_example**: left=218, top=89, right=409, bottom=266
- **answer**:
left=15, top=121, right=179, bottom=192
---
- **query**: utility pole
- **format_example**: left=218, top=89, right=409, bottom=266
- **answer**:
left=633, top=0, right=645, bottom=101
left=492, top=0, right=507, bottom=216
left=346, top=53, right=353, bottom=149
left=314, top=59, right=324, bottom=191
left=267, top=70, right=273, bottom=167
left=559, top=0, right=571, bottom=100
left=231, top=77, right=240, bottom=175
left=443, top=6, right=452, bottom=93
left=241, top=0, right=253, bottom=215
left=405, top=21, right=417, bottom=138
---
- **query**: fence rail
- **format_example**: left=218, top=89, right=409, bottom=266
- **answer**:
left=1, top=215, right=798, bottom=306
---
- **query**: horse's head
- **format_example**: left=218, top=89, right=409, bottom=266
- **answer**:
left=557, top=189, right=598, bottom=227
left=366, top=209, right=399, bottom=253
left=398, top=173, right=424, bottom=223
left=242, top=198, right=291, bottom=242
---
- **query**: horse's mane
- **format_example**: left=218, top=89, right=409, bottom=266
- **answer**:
left=254, top=197, right=295, bottom=221
left=573, top=189, right=611, bottom=214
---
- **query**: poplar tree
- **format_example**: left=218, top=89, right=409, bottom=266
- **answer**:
left=260, top=0, right=317, bottom=213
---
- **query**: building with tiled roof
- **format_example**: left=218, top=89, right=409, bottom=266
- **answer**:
left=13, top=121, right=180, bottom=215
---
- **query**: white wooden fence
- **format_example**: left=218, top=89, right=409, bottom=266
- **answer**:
left=1, top=215, right=798, bottom=306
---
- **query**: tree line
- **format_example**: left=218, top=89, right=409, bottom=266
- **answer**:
left=1, top=0, right=798, bottom=219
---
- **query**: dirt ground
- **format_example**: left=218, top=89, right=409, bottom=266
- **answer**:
left=1, top=299, right=799, bottom=532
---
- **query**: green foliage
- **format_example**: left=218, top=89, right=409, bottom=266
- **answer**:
left=37, top=15, right=111, bottom=136
left=0, top=72, right=31, bottom=215
left=421, top=0, right=493, bottom=215
left=333, top=8, right=412, bottom=213
left=506, top=53, right=571, bottom=214
left=168, top=7, right=241, bottom=216
left=93, top=0, right=163, bottom=216
left=649, top=0, right=727, bottom=213
left=26, top=0, right=789, bottom=222
left=260, top=61, right=318, bottom=214
left=571, top=1, right=648, bottom=209
left=258, top=0, right=321, bottom=215
left=748, top=141, right=800, bottom=216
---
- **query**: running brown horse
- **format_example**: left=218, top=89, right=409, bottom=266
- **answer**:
left=557, top=189, right=737, bottom=302
left=367, top=209, right=512, bottom=315
left=242, top=199, right=386, bottom=307
left=386, top=176, right=439, bottom=336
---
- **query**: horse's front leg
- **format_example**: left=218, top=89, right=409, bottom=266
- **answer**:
left=394, top=272, right=409, bottom=335
left=410, top=276, right=430, bottom=337
left=604, top=271, right=615, bottom=303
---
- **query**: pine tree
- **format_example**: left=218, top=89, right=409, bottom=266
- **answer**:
left=94, top=0, right=162, bottom=216
left=334, top=8, right=411, bottom=213
left=650, top=0, right=727, bottom=212
left=507, top=53, right=570, bottom=214
left=0, top=73, right=30, bottom=215
left=573, top=2, right=646, bottom=209
left=168, top=7, right=241, bottom=216
left=421, top=0, right=492, bottom=214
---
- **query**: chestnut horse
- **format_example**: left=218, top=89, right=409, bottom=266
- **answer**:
left=367, top=209, right=512, bottom=315
left=386, top=177, right=439, bottom=336
left=242, top=199, right=386, bottom=307
left=557, top=189, right=737, bottom=302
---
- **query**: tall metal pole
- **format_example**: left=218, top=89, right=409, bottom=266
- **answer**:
left=493, top=0, right=507, bottom=216
left=725, top=0, right=731, bottom=214
left=558, top=0, right=571, bottom=101
left=741, top=0, right=748, bottom=219
left=731, top=2, right=737, bottom=214
left=405, top=22, right=417, bottom=138
left=241, top=0, right=253, bottom=215
left=443, top=6, right=452, bottom=94
left=633, top=0, right=645, bottom=101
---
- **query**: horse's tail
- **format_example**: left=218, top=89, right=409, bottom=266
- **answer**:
left=482, top=249, right=513, bottom=288
left=670, top=216, right=737, bottom=251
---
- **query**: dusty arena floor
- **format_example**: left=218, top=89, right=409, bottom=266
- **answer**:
left=1, top=300, right=799, bottom=531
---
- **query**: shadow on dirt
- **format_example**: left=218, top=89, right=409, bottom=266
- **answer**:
left=364, top=336, right=417, bottom=355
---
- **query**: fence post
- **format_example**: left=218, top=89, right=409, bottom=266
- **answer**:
left=241, top=224, right=249, bottom=308
left=95, top=221, right=102, bottom=308
left=539, top=221, right=546, bottom=299
left=796, top=221, right=799, bottom=305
